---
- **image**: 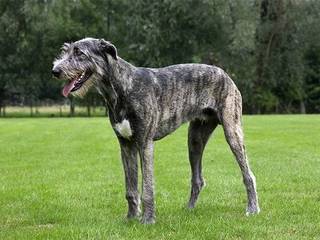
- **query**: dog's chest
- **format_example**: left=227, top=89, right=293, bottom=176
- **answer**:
left=114, top=119, right=133, bottom=139
left=109, top=105, right=135, bottom=139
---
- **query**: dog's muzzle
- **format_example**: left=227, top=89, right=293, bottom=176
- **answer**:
left=52, top=67, right=61, bottom=78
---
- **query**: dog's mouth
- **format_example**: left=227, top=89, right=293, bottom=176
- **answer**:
left=62, top=70, right=92, bottom=97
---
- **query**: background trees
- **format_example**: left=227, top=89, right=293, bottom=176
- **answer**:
left=0, top=0, right=319, bottom=115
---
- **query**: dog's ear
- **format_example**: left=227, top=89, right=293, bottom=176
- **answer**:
left=99, top=39, right=118, bottom=60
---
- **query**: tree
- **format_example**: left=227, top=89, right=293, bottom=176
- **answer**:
left=0, top=0, right=27, bottom=115
left=0, top=0, right=319, bottom=116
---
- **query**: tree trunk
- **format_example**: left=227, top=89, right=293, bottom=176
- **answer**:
left=254, top=0, right=269, bottom=114
left=30, top=101, right=34, bottom=117
left=87, top=104, right=91, bottom=117
left=254, top=0, right=286, bottom=114
left=35, top=101, right=39, bottom=115
left=0, top=87, right=5, bottom=117
left=300, top=100, right=306, bottom=114
left=70, top=98, right=75, bottom=117
left=92, top=98, right=96, bottom=113
left=87, top=96, right=91, bottom=117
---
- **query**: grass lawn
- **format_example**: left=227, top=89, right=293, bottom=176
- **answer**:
left=0, top=115, right=320, bottom=239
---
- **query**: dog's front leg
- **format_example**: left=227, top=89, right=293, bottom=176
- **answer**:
left=119, top=138, right=140, bottom=219
left=139, top=140, right=155, bottom=224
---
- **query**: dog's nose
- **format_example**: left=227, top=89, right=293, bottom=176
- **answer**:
left=52, top=68, right=61, bottom=78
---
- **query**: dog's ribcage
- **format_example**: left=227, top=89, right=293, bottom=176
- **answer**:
left=140, top=64, right=229, bottom=140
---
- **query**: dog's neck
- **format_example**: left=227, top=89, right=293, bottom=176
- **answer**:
left=107, top=57, right=136, bottom=92
left=96, top=56, right=136, bottom=114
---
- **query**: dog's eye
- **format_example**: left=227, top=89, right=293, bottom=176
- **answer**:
left=74, top=47, right=83, bottom=56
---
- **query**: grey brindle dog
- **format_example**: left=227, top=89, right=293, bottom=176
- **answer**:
left=52, top=38, right=260, bottom=224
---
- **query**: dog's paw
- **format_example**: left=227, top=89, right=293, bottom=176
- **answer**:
left=187, top=202, right=196, bottom=209
left=246, top=205, right=261, bottom=216
left=127, top=211, right=141, bottom=220
left=140, top=215, right=155, bottom=224
left=127, top=205, right=141, bottom=219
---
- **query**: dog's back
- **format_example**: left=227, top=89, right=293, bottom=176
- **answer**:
left=132, top=64, right=237, bottom=140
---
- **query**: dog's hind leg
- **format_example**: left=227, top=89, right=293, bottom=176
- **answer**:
left=221, top=90, right=260, bottom=215
left=187, top=118, right=218, bottom=209
left=119, top=138, right=141, bottom=219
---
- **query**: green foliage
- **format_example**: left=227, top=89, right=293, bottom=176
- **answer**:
left=0, top=0, right=319, bottom=114
left=120, top=0, right=230, bottom=67
left=305, top=45, right=320, bottom=112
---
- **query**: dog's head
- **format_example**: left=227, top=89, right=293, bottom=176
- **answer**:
left=52, top=38, right=117, bottom=98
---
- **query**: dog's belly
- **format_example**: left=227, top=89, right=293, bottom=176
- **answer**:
left=154, top=119, right=183, bottom=140
left=153, top=109, right=204, bottom=140
left=153, top=100, right=220, bottom=140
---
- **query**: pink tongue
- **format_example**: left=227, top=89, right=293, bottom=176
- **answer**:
left=62, top=79, right=76, bottom=97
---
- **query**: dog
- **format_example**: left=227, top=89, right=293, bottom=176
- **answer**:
left=52, top=38, right=260, bottom=224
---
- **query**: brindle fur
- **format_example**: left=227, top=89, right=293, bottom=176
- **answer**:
left=52, top=38, right=260, bottom=224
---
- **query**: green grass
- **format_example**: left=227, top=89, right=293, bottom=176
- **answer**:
left=0, top=115, right=320, bottom=239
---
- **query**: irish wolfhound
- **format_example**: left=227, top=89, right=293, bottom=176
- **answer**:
left=52, top=38, right=260, bottom=224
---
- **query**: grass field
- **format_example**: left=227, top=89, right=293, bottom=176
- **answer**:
left=0, top=115, right=320, bottom=239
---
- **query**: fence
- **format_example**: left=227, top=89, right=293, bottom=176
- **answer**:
left=0, top=104, right=107, bottom=117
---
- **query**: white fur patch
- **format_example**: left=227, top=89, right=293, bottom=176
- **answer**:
left=114, top=119, right=132, bottom=139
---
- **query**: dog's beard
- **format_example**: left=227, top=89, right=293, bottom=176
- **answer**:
left=58, top=59, right=105, bottom=98
left=70, top=75, right=96, bottom=98
left=60, top=65, right=97, bottom=98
